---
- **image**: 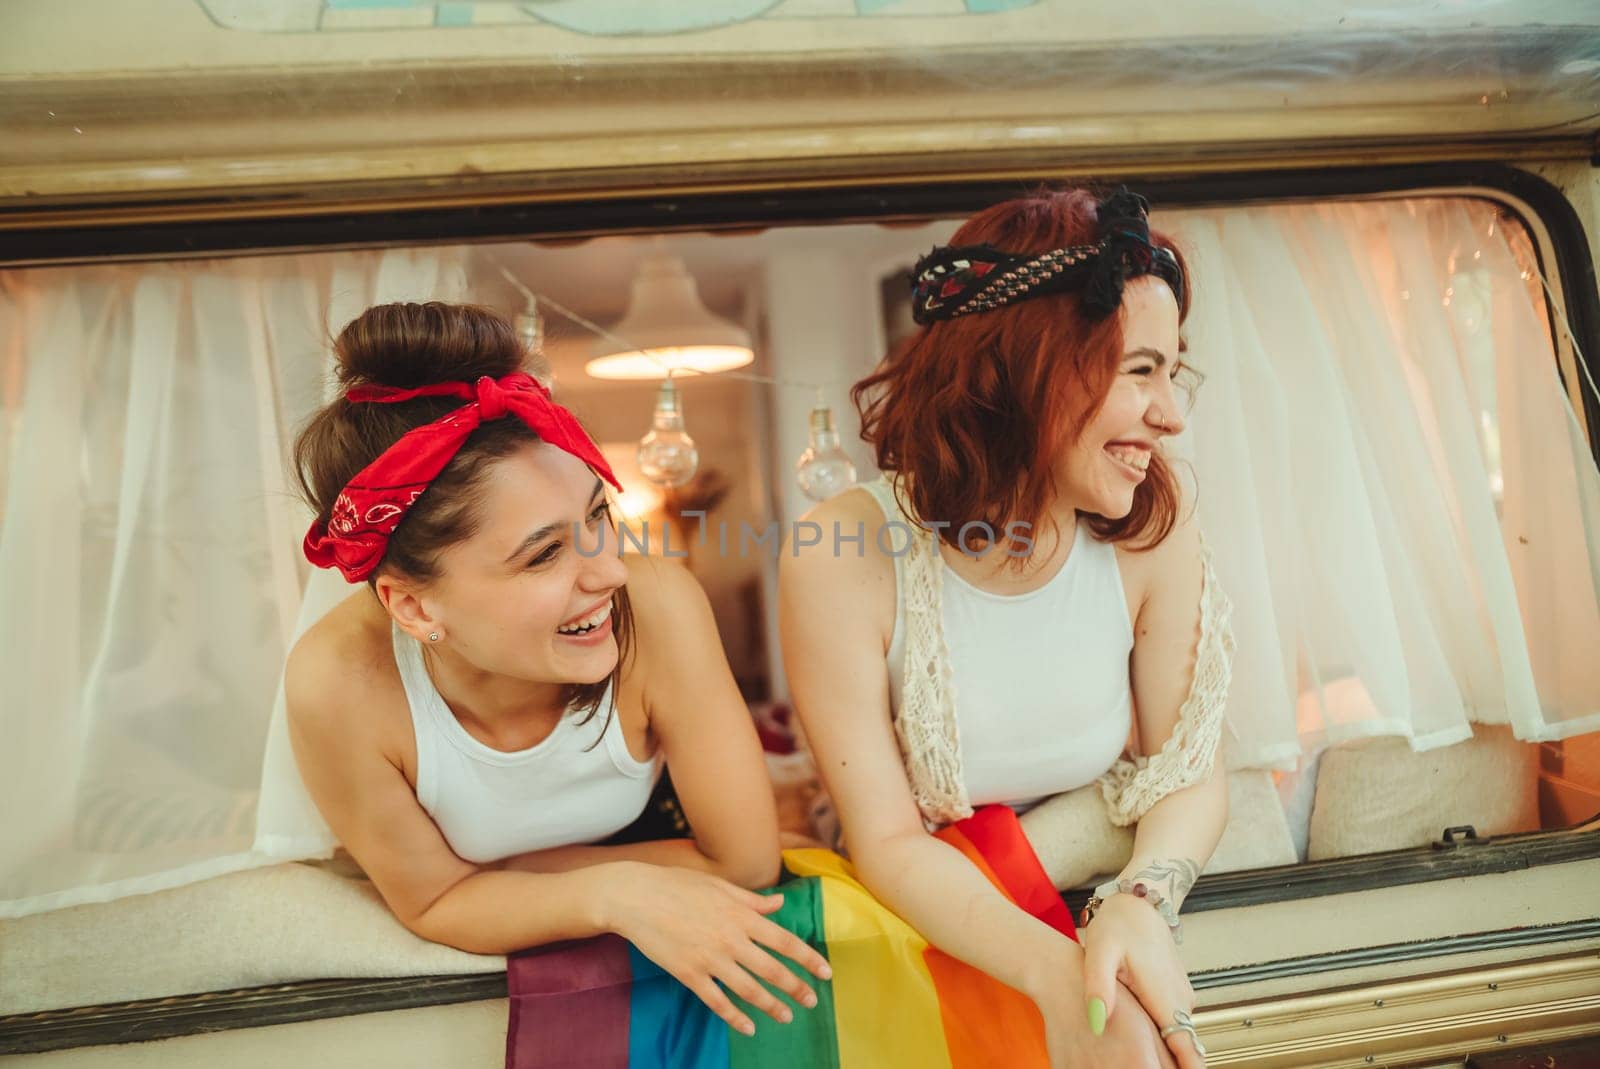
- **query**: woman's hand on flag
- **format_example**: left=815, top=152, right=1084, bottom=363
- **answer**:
left=604, top=865, right=833, bottom=1036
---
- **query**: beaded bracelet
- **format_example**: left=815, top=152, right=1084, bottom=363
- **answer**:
left=1079, top=878, right=1184, bottom=945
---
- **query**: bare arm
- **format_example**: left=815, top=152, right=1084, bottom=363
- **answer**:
left=1112, top=780, right=1225, bottom=916
left=500, top=838, right=721, bottom=877
left=285, top=641, right=620, bottom=954
left=503, top=557, right=781, bottom=889
left=779, top=492, right=1080, bottom=1002
left=1117, top=513, right=1228, bottom=908
left=286, top=609, right=826, bottom=1034
left=784, top=492, right=1181, bottom=1067
left=1083, top=513, right=1226, bottom=1069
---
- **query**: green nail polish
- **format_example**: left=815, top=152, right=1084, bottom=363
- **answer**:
left=1087, top=997, right=1107, bottom=1036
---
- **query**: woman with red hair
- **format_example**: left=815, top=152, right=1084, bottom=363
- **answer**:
left=781, top=189, right=1231, bottom=1068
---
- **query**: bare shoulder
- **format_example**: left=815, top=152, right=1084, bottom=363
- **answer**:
left=284, top=591, right=400, bottom=747
left=619, top=553, right=746, bottom=743
left=618, top=553, right=717, bottom=675
left=780, top=486, right=898, bottom=644
left=808, top=483, right=895, bottom=533
left=1114, top=495, right=1205, bottom=619
left=621, top=551, right=707, bottom=618
left=784, top=485, right=897, bottom=579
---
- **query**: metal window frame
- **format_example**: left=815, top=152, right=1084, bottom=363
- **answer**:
left=2, top=159, right=1597, bottom=1055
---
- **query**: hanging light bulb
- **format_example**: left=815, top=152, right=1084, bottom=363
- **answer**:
left=514, top=302, right=554, bottom=388
left=637, top=377, right=700, bottom=488
left=515, top=302, right=544, bottom=353
left=795, top=404, right=857, bottom=501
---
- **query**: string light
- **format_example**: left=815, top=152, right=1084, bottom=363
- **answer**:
left=636, top=377, right=700, bottom=488
left=514, top=302, right=544, bottom=353
left=496, top=239, right=1600, bottom=511
left=795, top=400, right=858, bottom=501
left=1528, top=268, right=1600, bottom=412
left=495, top=261, right=852, bottom=498
left=513, top=302, right=554, bottom=387
left=1441, top=234, right=1600, bottom=416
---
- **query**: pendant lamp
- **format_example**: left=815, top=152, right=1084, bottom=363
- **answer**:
left=586, top=250, right=754, bottom=381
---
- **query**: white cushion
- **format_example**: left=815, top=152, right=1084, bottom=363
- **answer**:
left=1306, top=725, right=1538, bottom=861
left=1209, top=769, right=1302, bottom=874
left=1020, top=769, right=1299, bottom=890
left=0, top=861, right=500, bottom=1016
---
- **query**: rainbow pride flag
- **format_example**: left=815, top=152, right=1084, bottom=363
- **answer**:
left=506, top=806, right=1076, bottom=1068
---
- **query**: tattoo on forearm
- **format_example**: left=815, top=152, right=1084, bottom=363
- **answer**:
left=1130, top=858, right=1201, bottom=903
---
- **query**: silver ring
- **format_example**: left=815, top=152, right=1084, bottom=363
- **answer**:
left=1157, top=1009, right=1194, bottom=1038
left=1158, top=1010, right=1206, bottom=1056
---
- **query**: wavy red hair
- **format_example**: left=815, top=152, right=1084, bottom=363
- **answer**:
left=853, top=188, right=1191, bottom=555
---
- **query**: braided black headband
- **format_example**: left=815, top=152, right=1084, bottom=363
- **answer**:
left=910, top=189, right=1184, bottom=325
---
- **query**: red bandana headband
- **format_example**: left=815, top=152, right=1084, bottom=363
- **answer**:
left=303, top=371, right=622, bottom=583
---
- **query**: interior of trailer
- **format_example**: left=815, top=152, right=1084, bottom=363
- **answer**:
left=3, top=191, right=1599, bottom=1035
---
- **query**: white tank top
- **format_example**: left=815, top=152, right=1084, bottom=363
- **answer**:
left=393, top=625, right=661, bottom=865
left=864, top=482, right=1135, bottom=809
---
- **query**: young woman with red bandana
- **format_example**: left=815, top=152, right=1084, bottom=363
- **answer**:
left=287, top=302, right=830, bottom=1038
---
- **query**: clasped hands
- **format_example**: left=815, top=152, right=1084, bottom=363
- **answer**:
left=1035, top=892, right=1202, bottom=1069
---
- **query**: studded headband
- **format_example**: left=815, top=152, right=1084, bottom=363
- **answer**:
left=910, top=189, right=1184, bottom=325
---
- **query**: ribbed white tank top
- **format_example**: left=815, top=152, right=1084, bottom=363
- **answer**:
left=393, top=625, right=661, bottom=865
left=863, top=480, right=1135, bottom=809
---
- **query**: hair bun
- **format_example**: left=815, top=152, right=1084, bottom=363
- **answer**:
left=333, top=302, right=524, bottom=391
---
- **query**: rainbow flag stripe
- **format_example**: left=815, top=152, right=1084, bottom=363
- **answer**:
left=506, top=806, right=1075, bottom=1069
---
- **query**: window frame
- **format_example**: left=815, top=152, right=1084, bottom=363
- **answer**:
left=1, top=162, right=1595, bottom=454
left=1, top=160, right=1597, bottom=1054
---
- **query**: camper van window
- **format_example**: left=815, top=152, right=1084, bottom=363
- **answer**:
left=7, top=2, right=1600, bottom=1058
left=2, top=194, right=1597, bottom=937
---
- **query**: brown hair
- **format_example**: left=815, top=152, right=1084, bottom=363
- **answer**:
left=853, top=188, right=1191, bottom=555
left=293, top=301, right=632, bottom=723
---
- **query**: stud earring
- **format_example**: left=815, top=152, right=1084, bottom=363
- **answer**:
left=428, top=632, right=440, bottom=643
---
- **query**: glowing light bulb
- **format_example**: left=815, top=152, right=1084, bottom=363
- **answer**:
left=515, top=304, right=554, bottom=388
left=795, top=405, right=857, bottom=502
left=515, top=305, right=544, bottom=354
left=637, top=379, right=699, bottom=488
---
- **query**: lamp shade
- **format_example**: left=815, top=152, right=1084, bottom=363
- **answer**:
left=586, top=252, right=754, bottom=380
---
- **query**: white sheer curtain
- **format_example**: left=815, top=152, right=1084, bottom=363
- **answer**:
left=3, top=198, right=1596, bottom=920
left=251, top=255, right=478, bottom=865
left=1164, top=198, right=1600, bottom=771
left=0, top=248, right=465, bottom=918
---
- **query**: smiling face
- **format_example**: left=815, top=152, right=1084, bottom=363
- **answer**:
left=391, top=440, right=629, bottom=687
left=1055, top=276, right=1189, bottom=520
